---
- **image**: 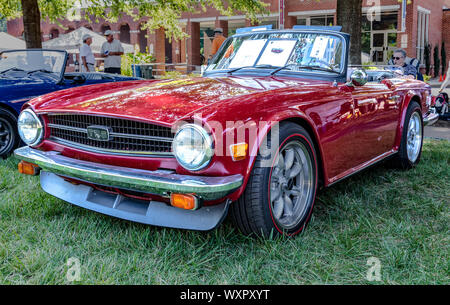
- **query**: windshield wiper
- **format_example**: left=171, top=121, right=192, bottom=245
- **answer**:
left=27, top=69, right=54, bottom=75
left=270, top=64, right=340, bottom=76
left=0, top=68, right=26, bottom=74
left=227, top=64, right=277, bottom=75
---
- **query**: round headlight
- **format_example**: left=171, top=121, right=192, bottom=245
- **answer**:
left=172, top=124, right=213, bottom=171
left=18, top=109, right=44, bottom=146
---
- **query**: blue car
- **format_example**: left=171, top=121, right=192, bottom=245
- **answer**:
left=0, top=49, right=140, bottom=158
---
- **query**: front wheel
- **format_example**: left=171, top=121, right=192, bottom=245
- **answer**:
left=230, top=123, right=318, bottom=238
left=391, top=101, right=423, bottom=169
left=0, top=108, right=20, bottom=159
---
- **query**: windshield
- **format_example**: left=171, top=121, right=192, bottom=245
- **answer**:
left=0, top=50, right=66, bottom=76
left=206, top=31, right=345, bottom=75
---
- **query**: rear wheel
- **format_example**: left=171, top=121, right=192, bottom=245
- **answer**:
left=0, top=108, right=20, bottom=159
left=392, top=101, right=423, bottom=169
left=230, top=122, right=318, bottom=238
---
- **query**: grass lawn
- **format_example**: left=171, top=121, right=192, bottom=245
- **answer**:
left=0, top=139, right=448, bottom=285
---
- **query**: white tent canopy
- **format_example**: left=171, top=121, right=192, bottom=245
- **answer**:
left=0, top=32, right=26, bottom=52
left=42, top=27, right=134, bottom=54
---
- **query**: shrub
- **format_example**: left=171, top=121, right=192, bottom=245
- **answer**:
left=424, top=43, right=431, bottom=75
left=433, top=45, right=440, bottom=78
left=121, top=53, right=155, bottom=76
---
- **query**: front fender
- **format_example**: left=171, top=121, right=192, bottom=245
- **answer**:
left=213, top=109, right=323, bottom=202
left=394, top=88, right=425, bottom=150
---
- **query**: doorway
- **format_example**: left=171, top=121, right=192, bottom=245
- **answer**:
left=370, top=31, right=397, bottom=65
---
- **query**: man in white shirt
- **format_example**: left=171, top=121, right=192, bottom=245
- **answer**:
left=101, top=30, right=124, bottom=74
left=80, top=34, right=95, bottom=72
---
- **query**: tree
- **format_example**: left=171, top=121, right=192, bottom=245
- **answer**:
left=21, top=0, right=42, bottom=48
left=424, top=43, right=431, bottom=76
left=336, top=0, right=362, bottom=65
left=0, top=0, right=269, bottom=48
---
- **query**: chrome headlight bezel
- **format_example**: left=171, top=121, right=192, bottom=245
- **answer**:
left=172, top=123, right=214, bottom=171
left=18, top=109, right=44, bottom=147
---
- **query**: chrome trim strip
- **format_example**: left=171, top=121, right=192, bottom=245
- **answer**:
left=50, top=137, right=174, bottom=156
left=48, top=123, right=87, bottom=133
left=327, top=149, right=397, bottom=187
left=14, top=146, right=243, bottom=201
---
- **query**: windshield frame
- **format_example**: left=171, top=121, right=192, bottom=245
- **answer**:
left=204, top=30, right=349, bottom=82
left=0, top=49, right=68, bottom=83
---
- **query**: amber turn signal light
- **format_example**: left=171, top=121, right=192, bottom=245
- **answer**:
left=230, top=143, right=248, bottom=161
left=18, top=161, right=40, bottom=176
left=170, top=193, right=199, bottom=210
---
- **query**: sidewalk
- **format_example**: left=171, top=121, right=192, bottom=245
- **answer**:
left=428, top=78, right=442, bottom=88
left=424, top=120, right=450, bottom=141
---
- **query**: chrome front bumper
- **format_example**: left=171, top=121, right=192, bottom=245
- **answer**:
left=14, top=146, right=243, bottom=201
left=423, top=111, right=439, bottom=126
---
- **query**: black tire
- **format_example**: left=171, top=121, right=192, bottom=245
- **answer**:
left=230, top=122, right=318, bottom=238
left=0, top=108, right=20, bottom=159
left=391, top=101, right=423, bottom=169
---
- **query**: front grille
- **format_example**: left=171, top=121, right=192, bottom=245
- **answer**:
left=47, top=114, right=174, bottom=156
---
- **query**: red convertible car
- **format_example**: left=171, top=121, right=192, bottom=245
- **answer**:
left=14, top=28, right=438, bottom=237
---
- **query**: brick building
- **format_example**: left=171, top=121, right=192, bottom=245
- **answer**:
left=6, top=0, right=450, bottom=72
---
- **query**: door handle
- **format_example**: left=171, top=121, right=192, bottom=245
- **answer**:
left=357, top=98, right=378, bottom=106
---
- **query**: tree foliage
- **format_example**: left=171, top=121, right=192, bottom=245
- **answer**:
left=0, top=0, right=269, bottom=44
left=86, top=0, right=268, bottom=40
left=0, top=0, right=76, bottom=22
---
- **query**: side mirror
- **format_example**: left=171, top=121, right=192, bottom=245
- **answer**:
left=350, top=69, right=368, bottom=87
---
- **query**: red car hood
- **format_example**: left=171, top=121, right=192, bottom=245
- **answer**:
left=30, top=76, right=320, bottom=125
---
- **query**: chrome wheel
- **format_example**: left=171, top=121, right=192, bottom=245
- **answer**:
left=270, top=140, right=314, bottom=230
left=406, top=112, right=422, bottom=163
left=0, top=117, right=12, bottom=155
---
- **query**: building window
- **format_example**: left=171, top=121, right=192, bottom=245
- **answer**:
left=296, top=15, right=334, bottom=26
left=228, top=20, right=246, bottom=36
left=416, top=10, right=429, bottom=63
left=50, top=29, right=59, bottom=39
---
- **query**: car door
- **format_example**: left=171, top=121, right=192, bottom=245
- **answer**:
left=347, top=80, right=400, bottom=165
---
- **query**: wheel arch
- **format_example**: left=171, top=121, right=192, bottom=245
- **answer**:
left=0, top=102, right=19, bottom=118
left=240, top=113, right=326, bottom=197
left=395, top=93, right=423, bottom=150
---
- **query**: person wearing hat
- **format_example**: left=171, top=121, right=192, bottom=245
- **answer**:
left=211, top=28, right=226, bottom=57
left=80, top=34, right=95, bottom=72
left=101, top=30, right=124, bottom=74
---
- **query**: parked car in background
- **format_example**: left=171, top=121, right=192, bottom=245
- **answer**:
left=14, top=28, right=439, bottom=238
left=0, top=49, right=140, bottom=158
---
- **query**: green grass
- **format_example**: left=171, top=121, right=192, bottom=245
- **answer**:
left=0, top=139, right=449, bottom=284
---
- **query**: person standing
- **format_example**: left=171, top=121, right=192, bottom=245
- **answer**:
left=392, top=49, right=417, bottom=79
left=80, top=34, right=96, bottom=72
left=101, top=30, right=124, bottom=74
left=211, top=28, right=226, bottom=58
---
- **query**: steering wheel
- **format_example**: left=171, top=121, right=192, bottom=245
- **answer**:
left=307, top=58, right=334, bottom=70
